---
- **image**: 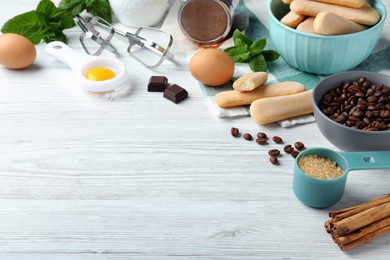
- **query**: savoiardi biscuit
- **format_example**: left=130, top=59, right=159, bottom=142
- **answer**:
left=314, top=12, right=368, bottom=35
left=250, top=89, right=313, bottom=124
left=232, top=72, right=268, bottom=91
left=290, top=0, right=380, bottom=26
left=296, top=17, right=315, bottom=33
left=310, top=0, right=366, bottom=9
left=214, top=81, right=305, bottom=108
left=281, top=11, right=306, bottom=28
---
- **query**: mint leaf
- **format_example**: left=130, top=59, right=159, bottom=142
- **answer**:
left=249, top=54, right=267, bottom=72
left=59, top=0, right=112, bottom=23
left=1, top=11, right=45, bottom=44
left=86, top=0, right=112, bottom=23
left=37, top=0, right=58, bottom=17
left=249, top=39, right=266, bottom=55
left=233, top=29, right=252, bottom=47
left=262, top=50, right=280, bottom=62
left=58, top=0, right=86, bottom=17
left=234, top=38, right=247, bottom=49
left=224, top=29, right=280, bottom=72
left=225, top=46, right=251, bottom=62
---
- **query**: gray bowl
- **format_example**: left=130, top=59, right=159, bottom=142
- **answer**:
left=313, top=71, right=390, bottom=151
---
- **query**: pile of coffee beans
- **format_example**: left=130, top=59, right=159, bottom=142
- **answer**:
left=230, top=127, right=306, bottom=165
left=319, top=77, right=390, bottom=131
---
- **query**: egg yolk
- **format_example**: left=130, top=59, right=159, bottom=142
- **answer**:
left=86, top=67, right=116, bottom=81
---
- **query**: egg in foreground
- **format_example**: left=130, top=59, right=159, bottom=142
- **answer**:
left=0, top=33, right=36, bottom=69
left=189, top=48, right=234, bottom=87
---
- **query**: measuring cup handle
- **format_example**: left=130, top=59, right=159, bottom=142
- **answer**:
left=342, top=151, right=390, bottom=171
left=45, top=41, right=94, bottom=72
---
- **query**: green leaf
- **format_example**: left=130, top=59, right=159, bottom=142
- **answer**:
left=233, top=29, right=252, bottom=47
left=249, top=38, right=266, bottom=55
left=86, top=0, right=112, bottom=23
left=262, top=50, right=280, bottom=62
left=249, top=54, right=267, bottom=72
left=1, top=11, right=44, bottom=44
left=59, top=0, right=86, bottom=17
left=37, top=0, right=58, bottom=18
left=225, top=46, right=251, bottom=62
left=234, top=38, right=247, bottom=49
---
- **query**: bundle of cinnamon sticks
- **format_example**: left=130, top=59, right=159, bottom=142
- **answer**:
left=325, top=194, right=390, bottom=251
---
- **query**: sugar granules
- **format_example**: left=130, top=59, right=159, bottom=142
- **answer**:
left=298, top=154, right=345, bottom=180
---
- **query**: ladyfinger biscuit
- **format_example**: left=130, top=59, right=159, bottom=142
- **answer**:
left=296, top=17, right=315, bottom=33
left=290, top=0, right=380, bottom=26
left=250, top=89, right=313, bottom=124
left=233, top=72, right=268, bottom=91
left=281, top=11, right=306, bottom=28
left=214, top=81, right=305, bottom=108
left=314, top=12, right=368, bottom=35
left=311, top=0, right=365, bottom=8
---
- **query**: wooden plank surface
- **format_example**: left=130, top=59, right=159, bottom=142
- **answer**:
left=0, top=0, right=389, bottom=259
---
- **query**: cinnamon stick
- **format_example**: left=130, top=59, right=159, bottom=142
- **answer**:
left=329, top=194, right=390, bottom=221
left=336, top=215, right=390, bottom=246
left=332, top=202, right=390, bottom=237
left=325, top=195, right=390, bottom=251
left=325, top=219, right=333, bottom=233
left=338, top=223, right=390, bottom=251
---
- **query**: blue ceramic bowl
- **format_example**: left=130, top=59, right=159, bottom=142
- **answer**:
left=268, top=0, right=387, bottom=75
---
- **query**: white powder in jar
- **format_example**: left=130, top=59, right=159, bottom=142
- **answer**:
left=298, top=154, right=345, bottom=180
left=109, top=0, right=171, bottom=27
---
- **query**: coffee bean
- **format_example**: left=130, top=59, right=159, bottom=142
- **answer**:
left=231, top=127, right=239, bottom=137
left=257, top=132, right=267, bottom=139
left=269, top=156, right=279, bottom=165
left=319, top=77, right=390, bottom=131
left=294, top=141, right=305, bottom=151
left=256, top=138, right=267, bottom=144
left=268, top=149, right=280, bottom=156
left=291, top=150, right=299, bottom=158
left=272, top=136, right=283, bottom=144
left=284, top=144, right=294, bottom=154
left=243, top=133, right=253, bottom=141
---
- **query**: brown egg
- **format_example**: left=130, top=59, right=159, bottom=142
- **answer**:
left=0, top=33, right=36, bottom=69
left=189, top=48, right=234, bottom=87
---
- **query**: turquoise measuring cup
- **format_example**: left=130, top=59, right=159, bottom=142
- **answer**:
left=293, top=147, right=390, bottom=208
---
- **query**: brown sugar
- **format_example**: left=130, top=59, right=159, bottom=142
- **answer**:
left=298, top=154, right=345, bottom=180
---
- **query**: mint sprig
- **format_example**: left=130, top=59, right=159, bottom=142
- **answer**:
left=224, top=29, right=280, bottom=72
left=1, top=0, right=112, bottom=44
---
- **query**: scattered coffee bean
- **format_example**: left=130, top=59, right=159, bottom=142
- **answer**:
left=294, top=141, right=305, bottom=151
left=268, top=149, right=280, bottom=156
left=284, top=144, right=294, bottom=154
left=291, top=150, right=300, bottom=158
left=269, top=156, right=279, bottom=165
left=243, top=133, right=253, bottom=141
left=256, top=138, right=267, bottom=144
left=272, top=136, right=283, bottom=144
left=257, top=132, right=267, bottom=139
left=231, top=127, right=239, bottom=137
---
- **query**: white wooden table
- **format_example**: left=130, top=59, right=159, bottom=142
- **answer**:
left=0, top=0, right=389, bottom=259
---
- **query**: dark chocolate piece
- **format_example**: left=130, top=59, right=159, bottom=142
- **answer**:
left=148, top=76, right=168, bottom=92
left=163, top=84, right=188, bottom=104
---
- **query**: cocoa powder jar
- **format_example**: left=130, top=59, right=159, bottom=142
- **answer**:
left=178, top=0, right=238, bottom=44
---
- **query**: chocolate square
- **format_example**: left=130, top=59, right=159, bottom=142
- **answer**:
left=163, top=84, right=188, bottom=104
left=148, top=76, right=168, bottom=92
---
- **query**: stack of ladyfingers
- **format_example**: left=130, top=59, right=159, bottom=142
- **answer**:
left=280, top=0, right=380, bottom=35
